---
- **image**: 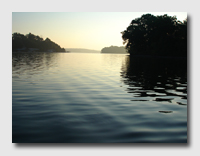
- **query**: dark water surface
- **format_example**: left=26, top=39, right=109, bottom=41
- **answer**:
left=12, top=52, right=187, bottom=143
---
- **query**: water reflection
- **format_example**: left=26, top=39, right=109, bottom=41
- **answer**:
left=12, top=53, right=187, bottom=143
left=120, top=56, right=187, bottom=106
left=12, top=52, right=58, bottom=77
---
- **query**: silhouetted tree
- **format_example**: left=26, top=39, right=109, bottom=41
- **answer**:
left=12, top=33, right=26, bottom=50
left=121, top=14, right=187, bottom=57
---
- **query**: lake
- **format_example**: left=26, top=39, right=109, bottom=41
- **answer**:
left=12, top=52, right=187, bottom=143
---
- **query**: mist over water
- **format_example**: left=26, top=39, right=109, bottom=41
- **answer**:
left=12, top=52, right=187, bottom=143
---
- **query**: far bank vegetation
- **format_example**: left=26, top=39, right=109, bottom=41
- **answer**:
left=12, top=33, right=66, bottom=52
left=101, top=46, right=127, bottom=54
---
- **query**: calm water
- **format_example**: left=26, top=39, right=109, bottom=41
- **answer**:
left=12, top=52, right=187, bottom=143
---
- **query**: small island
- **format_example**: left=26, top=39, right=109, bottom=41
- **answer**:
left=101, top=46, right=127, bottom=54
left=12, top=33, right=66, bottom=52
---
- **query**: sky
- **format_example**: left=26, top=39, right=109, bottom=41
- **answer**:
left=12, top=12, right=187, bottom=51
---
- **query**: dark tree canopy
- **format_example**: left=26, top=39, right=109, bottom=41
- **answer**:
left=121, top=14, right=187, bottom=57
left=12, top=32, right=66, bottom=52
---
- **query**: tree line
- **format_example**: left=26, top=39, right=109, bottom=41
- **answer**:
left=121, top=14, right=187, bottom=57
left=12, top=33, right=66, bottom=52
left=101, top=46, right=127, bottom=53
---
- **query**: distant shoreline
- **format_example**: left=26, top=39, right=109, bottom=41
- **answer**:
left=65, top=48, right=100, bottom=53
left=12, top=51, right=69, bottom=53
left=101, top=52, right=127, bottom=54
left=101, top=46, right=127, bottom=54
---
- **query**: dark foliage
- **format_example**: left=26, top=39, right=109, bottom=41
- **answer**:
left=121, top=14, right=187, bottom=57
left=12, top=33, right=66, bottom=52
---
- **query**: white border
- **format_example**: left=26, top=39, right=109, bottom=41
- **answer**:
left=1, top=0, right=198, bottom=155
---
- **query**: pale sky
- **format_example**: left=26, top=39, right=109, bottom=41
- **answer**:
left=12, top=12, right=187, bottom=51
